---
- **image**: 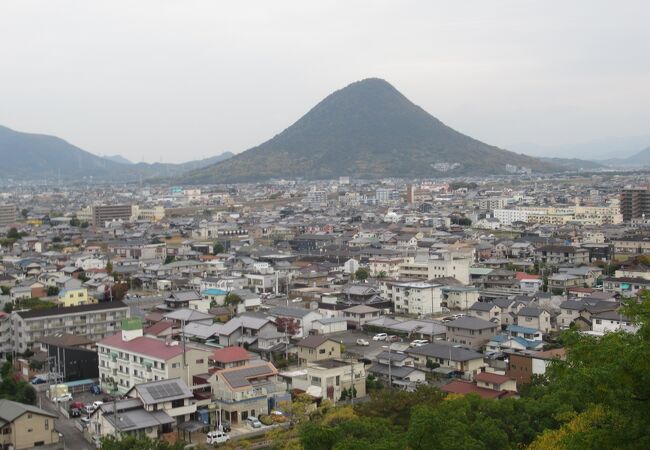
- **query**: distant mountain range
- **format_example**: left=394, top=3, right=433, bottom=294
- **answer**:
left=0, top=124, right=233, bottom=181
left=185, top=78, right=556, bottom=183
left=511, top=135, right=650, bottom=160
left=539, top=157, right=606, bottom=171
left=602, top=147, right=650, bottom=167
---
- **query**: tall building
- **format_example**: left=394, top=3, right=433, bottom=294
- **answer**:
left=0, top=204, right=16, bottom=227
left=621, top=187, right=650, bottom=222
left=92, top=204, right=133, bottom=227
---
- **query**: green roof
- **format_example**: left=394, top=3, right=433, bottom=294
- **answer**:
left=121, top=317, right=143, bottom=331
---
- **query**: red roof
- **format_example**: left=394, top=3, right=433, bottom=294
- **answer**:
left=210, top=346, right=251, bottom=363
left=474, top=371, right=513, bottom=385
left=144, top=320, right=174, bottom=336
left=516, top=272, right=540, bottom=281
left=98, top=333, right=188, bottom=360
left=441, top=380, right=507, bottom=399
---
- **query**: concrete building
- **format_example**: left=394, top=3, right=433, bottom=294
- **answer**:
left=381, top=281, right=443, bottom=316
left=12, top=301, right=130, bottom=353
left=97, top=318, right=210, bottom=394
left=281, top=359, right=366, bottom=402
left=92, top=204, right=133, bottom=227
left=0, top=204, right=16, bottom=227
left=620, top=186, right=650, bottom=222
left=445, top=316, right=499, bottom=350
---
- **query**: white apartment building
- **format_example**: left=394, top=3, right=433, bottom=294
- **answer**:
left=398, top=254, right=470, bottom=285
left=492, top=209, right=529, bottom=225
left=381, top=281, right=443, bottom=316
left=97, top=318, right=210, bottom=394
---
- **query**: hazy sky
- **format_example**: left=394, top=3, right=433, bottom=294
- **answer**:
left=1, top=0, right=649, bottom=163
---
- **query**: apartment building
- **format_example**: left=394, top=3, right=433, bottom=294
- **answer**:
left=620, top=186, right=650, bottom=222
left=92, top=204, right=133, bottom=227
left=398, top=254, right=470, bottom=284
left=381, top=281, right=443, bottom=316
left=97, top=318, right=210, bottom=394
left=445, top=316, right=499, bottom=350
left=0, top=204, right=16, bottom=227
left=12, top=301, right=130, bottom=353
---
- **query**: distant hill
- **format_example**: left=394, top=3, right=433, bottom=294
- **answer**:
left=604, top=147, right=650, bottom=167
left=186, top=78, right=556, bottom=183
left=539, top=157, right=606, bottom=171
left=104, top=154, right=133, bottom=165
left=511, top=135, right=650, bottom=160
left=0, top=124, right=233, bottom=181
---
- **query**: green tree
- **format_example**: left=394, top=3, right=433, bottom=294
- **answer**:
left=354, top=267, right=370, bottom=281
left=224, top=292, right=242, bottom=306
left=46, top=286, right=59, bottom=296
left=0, top=286, right=9, bottom=296
left=164, top=255, right=175, bottom=264
left=106, top=261, right=113, bottom=274
left=213, top=241, right=225, bottom=254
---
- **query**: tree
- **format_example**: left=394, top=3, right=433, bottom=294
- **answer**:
left=20, top=209, right=28, bottom=219
left=104, top=283, right=128, bottom=301
left=164, top=255, right=176, bottom=264
left=224, top=293, right=242, bottom=306
left=0, top=286, right=9, bottom=296
left=46, top=286, right=59, bottom=297
left=213, top=241, right=225, bottom=254
left=105, top=261, right=113, bottom=274
left=276, top=316, right=301, bottom=336
left=2, top=303, right=12, bottom=313
left=6, top=228, right=20, bottom=239
left=354, top=267, right=370, bottom=281
left=377, top=271, right=387, bottom=279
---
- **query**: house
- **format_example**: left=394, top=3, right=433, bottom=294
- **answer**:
left=406, top=343, right=485, bottom=378
left=534, top=245, right=590, bottom=266
left=468, top=302, right=501, bottom=324
left=515, top=307, right=552, bottom=334
left=209, top=361, right=287, bottom=425
left=343, top=305, right=381, bottom=328
left=557, top=298, right=618, bottom=330
left=441, top=378, right=515, bottom=399
left=280, top=359, right=366, bottom=402
left=163, top=291, right=203, bottom=310
left=0, top=400, right=60, bottom=450
left=445, top=316, right=499, bottom=350
left=209, top=346, right=254, bottom=371
left=312, top=316, right=348, bottom=335
left=507, top=348, right=566, bottom=384
left=602, top=276, right=650, bottom=296
left=88, top=377, right=195, bottom=441
left=547, top=273, right=582, bottom=293
left=295, top=335, right=341, bottom=365
left=58, top=287, right=95, bottom=307
left=590, top=310, right=639, bottom=334
left=369, top=360, right=426, bottom=391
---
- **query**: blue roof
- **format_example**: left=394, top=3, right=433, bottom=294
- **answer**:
left=202, top=288, right=227, bottom=296
left=490, top=334, right=543, bottom=350
left=506, top=324, right=538, bottom=334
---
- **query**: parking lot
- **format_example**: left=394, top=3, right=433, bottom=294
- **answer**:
left=327, top=329, right=412, bottom=361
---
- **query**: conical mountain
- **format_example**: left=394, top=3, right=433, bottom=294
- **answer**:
left=186, top=78, right=555, bottom=182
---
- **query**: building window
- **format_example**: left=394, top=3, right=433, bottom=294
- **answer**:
left=45, top=419, right=49, bottom=430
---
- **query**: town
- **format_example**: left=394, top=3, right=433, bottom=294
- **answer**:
left=0, top=171, right=648, bottom=449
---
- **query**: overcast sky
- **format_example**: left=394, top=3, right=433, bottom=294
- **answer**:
left=1, top=0, right=649, bottom=163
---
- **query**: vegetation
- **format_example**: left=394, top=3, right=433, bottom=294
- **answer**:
left=224, top=292, right=242, bottom=306
left=265, top=295, right=650, bottom=449
left=15, top=297, right=56, bottom=310
left=213, top=241, right=225, bottom=254
left=354, top=267, right=370, bottom=281
left=0, top=362, right=36, bottom=405
left=46, top=286, right=60, bottom=296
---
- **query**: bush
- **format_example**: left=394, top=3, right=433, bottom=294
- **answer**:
left=259, top=415, right=274, bottom=426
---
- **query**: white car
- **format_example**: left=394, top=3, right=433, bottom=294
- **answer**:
left=372, top=333, right=388, bottom=341
left=92, top=401, right=104, bottom=409
left=356, top=338, right=370, bottom=346
left=410, top=339, right=429, bottom=347
left=54, top=393, right=73, bottom=403
left=206, top=430, right=230, bottom=445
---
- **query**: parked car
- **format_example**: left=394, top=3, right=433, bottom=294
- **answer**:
left=372, top=333, right=388, bottom=341
left=71, top=401, right=85, bottom=410
left=356, top=338, right=369, bottom=346
left=84, top=404, right=96, bottom=414
left=410, top=339, right=429, bottom=347
left=206, top=431, right=230, bottom=445
left=92, top=401, right=104, bottom=409
left=246, top=416, right=262, bottom=428
left=80, top=417, right=91, bottom=428
left=69, top=408, right=81, bottom=418
left=30, top=376, right=47, bottom=385
left=54, top=393, right=73, bottom=403
left=90, top=384, right=101, bottom=395
left=387, top=335, right=400, bottom=342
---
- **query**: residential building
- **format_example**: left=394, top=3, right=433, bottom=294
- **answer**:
left=0, top=400, right=60, bottom=450
left=591, top=310, right=639, bottom=334
left=445, top=316, right=499, bottom=350
left=280, top=359, right=366, bottom=402
left=295, top=335, right=341, bottom=365
left=11, top=301, right=130, bottom=353
left=92, top=204, right=133, bottom=227
left=406, top=343, right=485, bottom=377
left=58, top=287, right=94, bottom=307
left=0, top=204, right=16, bottom=228
left=534, top=245, right=590, bottom=266
left=342, top=305, right=381, bottom=328
left=209, top=361, right=287, bottom=425
left=97, top=318, right=210, bottom=394
left=381, top=281, right=443, bottom=316
left=507, top=348, right=566, bottom=384
left=620, top=186, right=650, bottom=222
left=268, top=306, right=322, bottom=338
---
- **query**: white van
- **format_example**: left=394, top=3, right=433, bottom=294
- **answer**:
left=206, top=431, right=230, bottom=445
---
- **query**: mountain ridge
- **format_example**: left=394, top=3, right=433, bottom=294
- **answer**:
left=186, top=78, right=556, bottom=183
